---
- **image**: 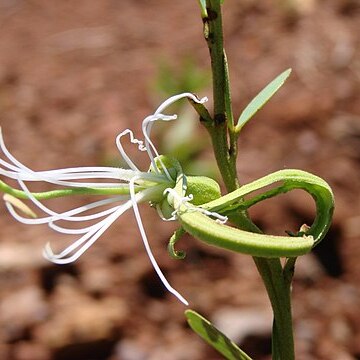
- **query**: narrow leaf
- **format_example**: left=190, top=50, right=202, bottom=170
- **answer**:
left=235, top=69, right=291, bottom=131
left=198, top=0, right=207, bottom=17
left=185, top=309, right=253, bottom=360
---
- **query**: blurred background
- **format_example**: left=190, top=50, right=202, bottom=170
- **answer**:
left=0, top=0, right=359, bottom=359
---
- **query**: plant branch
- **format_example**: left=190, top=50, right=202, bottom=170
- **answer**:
left=201, top=0, right=238, bottom=191
left=199, top=2, right=297, bottom=359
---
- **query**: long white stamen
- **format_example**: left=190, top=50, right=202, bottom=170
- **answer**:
left=43, top=200, right=135, bottom=263
left=129, top=176, right=188, bottom=305
left=47, top=185, right=164, bottom=234
left=154, top=93, right=208, bottom=114
left=0, top=129, right=32, bottom=172
left=47, top=203, right=127, bottom=234
left=16, top=178, right=126, bottom=223
left=44, top=218, right=109, bottom=260
left=142, top=114, right=177, bottom=180
left=141, top=93, right=207, bottom=179
left=0, top=162, right=166, bottom=185
left=35, top=169, right=166, bottom=183
left=0, top=165, right=130, bottom=189
left=48, top=218, right=113, bottom=235
left=1, top=130, right=169, bottom=188
left=0, top=168, right=142, bottom=188
left=144, top=93, right=208, bottom=161
left=0, top=158, right=22, bottom=173
left=16, top=178, right=63, bottom=216
left=116, top=129, right=145, bottom=171
left=43, top=187, right=156, bottom=263
left=4, top=194, right=127, bottom=225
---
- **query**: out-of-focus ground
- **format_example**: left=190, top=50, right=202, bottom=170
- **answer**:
left=0, top=1, right=359, bottom=359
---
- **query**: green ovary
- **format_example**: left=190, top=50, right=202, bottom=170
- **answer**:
left=186, top=176, right=221, bottom=205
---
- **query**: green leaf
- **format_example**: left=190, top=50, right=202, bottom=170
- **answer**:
left=198, top=0, right=207, bottom=17
left=198, top=0, right=224, bottom=17
left=235, top=69, right=292, bottom=132
left=178, top=168, right=334, bottom=258
left=185, top=309, right=253, bottom=360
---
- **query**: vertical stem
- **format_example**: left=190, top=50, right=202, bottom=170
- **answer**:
left=229, top=210, right=296, bottom=360
left=202, top=0, right=238, bottom=191
left=254, top=258, right=295, bottom=360
left=205, top=0, right=227, bottom=118
left=199, top=1, right=296, bottom=359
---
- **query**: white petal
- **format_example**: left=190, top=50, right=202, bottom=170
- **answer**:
left=43, top=188, right=153, bottom=264
left=43, top=199, right=134, bottom=263
left=141, top=93, right=208, bottom=179
left=0, top=128, right=34, bottom=174
left=5, top=193, right=127, bottom=225
left=116, top=129, right=144, bottom=171
left=1, top=129, right=167, bottom=187
left=129, top=176, right=188, bottom=305
left=154, top=93, right=208, bottom=115
left=142, top=114, right=177, bottom=180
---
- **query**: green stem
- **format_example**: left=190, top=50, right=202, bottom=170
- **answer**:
left=0, top=180, right=167, bottom=200
left=254, top=257, right=295, bottom=360
left=202, top=0, right=238, bottom=191
left=200, top=1, right=296, bottom=358
left=225, top=195, right=296, bottom=360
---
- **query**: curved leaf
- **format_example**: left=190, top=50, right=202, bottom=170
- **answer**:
left=185, top=309, right=253, bottom=360
left=177, top=169, right=334, bottom=257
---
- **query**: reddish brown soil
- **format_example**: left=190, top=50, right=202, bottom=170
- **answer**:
left=0, top=1, right=359, bottom=359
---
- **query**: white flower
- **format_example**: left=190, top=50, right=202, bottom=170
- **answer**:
left=0, top=92, right=208, bottom=305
